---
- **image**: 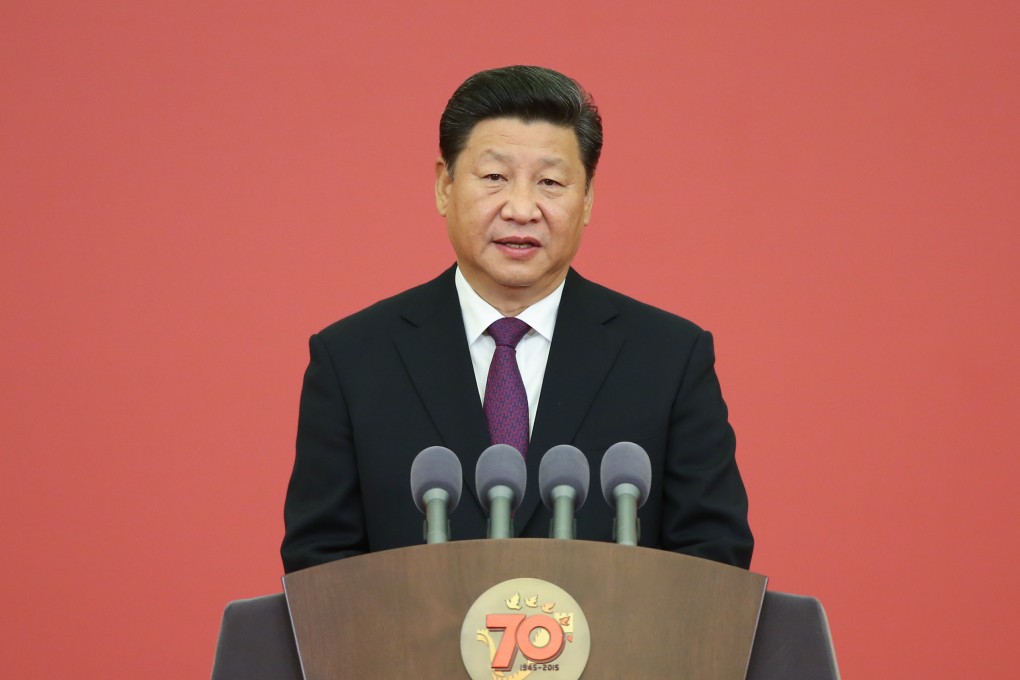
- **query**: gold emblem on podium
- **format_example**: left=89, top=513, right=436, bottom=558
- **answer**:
left=461, top=577, right=590, bottom=680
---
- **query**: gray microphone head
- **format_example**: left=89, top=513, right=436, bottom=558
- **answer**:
left=475, top=444, right=527, bottom=512
left=410, top=446, right=463, bottom=512
left=538, top=445, right=590, bottom=510
left=600, top=441, right=652, bottom=508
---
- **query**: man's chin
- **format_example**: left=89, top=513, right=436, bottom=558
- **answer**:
left=494, top=278, right=535, bottom=291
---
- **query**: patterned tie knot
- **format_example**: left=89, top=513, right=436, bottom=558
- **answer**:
left=487, top=317, right=531, bottom=348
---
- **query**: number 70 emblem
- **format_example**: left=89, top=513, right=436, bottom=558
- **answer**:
left=486, top=613, right=566, bottom=670
left=460, top=578, right=590, bottom=680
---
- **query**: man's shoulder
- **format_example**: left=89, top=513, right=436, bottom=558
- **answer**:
left=314, top=266, right=456, bottom=344
left=567, top=269, right=705, bottom=339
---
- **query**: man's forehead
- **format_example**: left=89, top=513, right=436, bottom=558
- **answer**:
left=476, top=148, right=568, bottom=167
left=463, top=118, right=581, bottom=163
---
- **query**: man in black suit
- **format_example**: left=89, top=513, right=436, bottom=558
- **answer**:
left=281, top=66, right=752, bottom=573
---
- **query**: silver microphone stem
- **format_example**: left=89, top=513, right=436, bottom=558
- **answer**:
left=550, top=484, right=577, bottom=539
left=487, top=484, right=514, bottom=539
left=613, top=482, right=640, bottom=546
left=423, top=488, right=450, bottom=543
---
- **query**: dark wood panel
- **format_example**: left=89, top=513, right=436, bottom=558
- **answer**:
left=284, top=539, right=766, bottom=679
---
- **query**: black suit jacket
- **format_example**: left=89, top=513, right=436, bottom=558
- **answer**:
left=282, top=267, right=752, bottom=572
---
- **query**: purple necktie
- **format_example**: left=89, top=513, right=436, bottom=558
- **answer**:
left=484, top=317, right=532, bottom=458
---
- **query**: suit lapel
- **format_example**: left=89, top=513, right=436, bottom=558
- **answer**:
left=393, top=268, right=491, bottom=512
left=514, top=270, right=623, bottom=532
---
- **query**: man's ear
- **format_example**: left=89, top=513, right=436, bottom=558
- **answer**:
left=583, top=180, right=595, bottom=224
left=435, top=157, right=452, bottom=216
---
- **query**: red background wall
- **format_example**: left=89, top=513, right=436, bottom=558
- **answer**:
left=2, top=2, right=1017, bottom=677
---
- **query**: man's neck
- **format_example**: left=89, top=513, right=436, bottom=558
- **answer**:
left=458, top=270, right=568, bottom=317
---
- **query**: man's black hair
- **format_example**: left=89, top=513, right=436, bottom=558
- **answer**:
left=439, top=65, right=603, bottom=188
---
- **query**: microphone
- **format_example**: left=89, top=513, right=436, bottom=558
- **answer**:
left=410, top=446, right=463, bottom=544
left=538, top=445, right=590, bottom=539
left=600, top=442, right=652, bottom=546
left=475, top=444, right=527, bottom=539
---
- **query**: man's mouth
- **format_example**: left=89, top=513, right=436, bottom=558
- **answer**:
left=494, top=237, right=540, bottom=249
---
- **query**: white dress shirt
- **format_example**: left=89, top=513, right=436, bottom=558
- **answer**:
left=454, top=266, right=564, bottom=437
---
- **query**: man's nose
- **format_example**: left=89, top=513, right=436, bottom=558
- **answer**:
left=499, top=182, right=542, bottom=223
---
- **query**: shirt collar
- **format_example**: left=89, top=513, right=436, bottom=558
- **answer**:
left=454, top=266, right=564, bottom=343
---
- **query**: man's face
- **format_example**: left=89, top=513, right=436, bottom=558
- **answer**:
left=435, top=117, right=593, bottom=313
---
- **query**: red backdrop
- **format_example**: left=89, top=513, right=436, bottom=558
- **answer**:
left=2, top=2, right=1018, bottom=678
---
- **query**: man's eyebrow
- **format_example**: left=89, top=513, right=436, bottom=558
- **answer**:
left=478, top=149, right=512, bottom=163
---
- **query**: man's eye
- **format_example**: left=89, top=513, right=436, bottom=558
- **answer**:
left=540, top=178, right=562, bottom=187
left=484, top=174, right=505, bottom=181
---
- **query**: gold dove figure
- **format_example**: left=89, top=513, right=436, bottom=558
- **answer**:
left=525, top=594, right=539, bottom=608
left=505, top=592, right=522, bottom=610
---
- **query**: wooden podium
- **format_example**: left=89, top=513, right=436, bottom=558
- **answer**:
left=283, top=539, right=767, bottom=679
